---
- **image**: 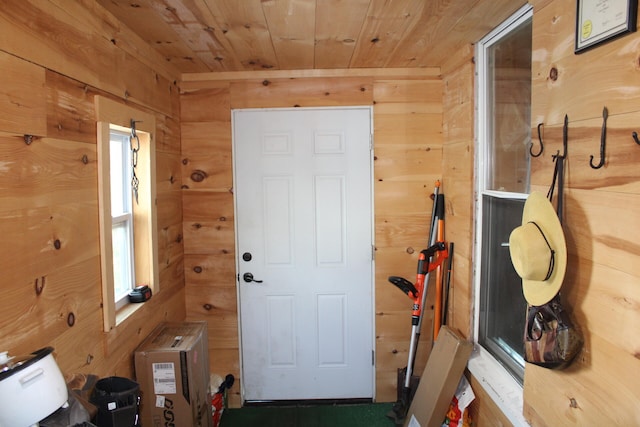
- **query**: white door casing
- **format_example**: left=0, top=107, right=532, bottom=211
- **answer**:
left=233, top=107, right=374, bottom=401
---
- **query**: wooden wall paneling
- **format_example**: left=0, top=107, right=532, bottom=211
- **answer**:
left=183, top=217, right=235, bottom=256
left=186, top=285, right=238, bottom=346
left=374, top=142, right=442, bottom=183
left=182, top=153, right=234, bottom=191
left=374, top=245, right=423, bottom=292
left=444, top=254, right=472, bottom=335
left=229, top=77, right=374, bottom=109
left=184, top=252, right=236, bottom=288
left=181, top=121, right=232, bottom=154
left=525, top=1, right=640, bottom=425
left=156, top=177, right=184, bottom=294
left=563, top=189, right=640, bottom=281
left=157, top=222, right=186, bottom=280
left=180, top=84, right=231, bottom=122
left=0, top=200, right=99, bottom=294
left=375, top=213, right=434, bottom=249
left=524, top=334, right=639, bottom=426
left=441, top=50, right=475, bottom=339
left=51, top=0, right=182, bottom=81
left=182, top=191, right=235, bottom=256
left=155, top=114, right=182, bottom=154
left=441, top=138, right=474, bottom=337
left=532, top=0, right=640, bottom=125
left=183, top=191, right=234, bottom=222
left=374, top=79, right=443, bottom=111
left=0, top=136, right=97, bottom=211
left=2, top=255, right=101, bottom=358
left=532, top=114, right=640, bottom=196
left=46, top=70, right=97, bottom=144
left=372, top=77, right=443, bottom=402
left=0, top=51, right=47, bottom=136
left=0, top=0, right=187, bottom=401
left=0, top=1, right=176, bottom=116
left=180, top=78, right=239, bottom=402
left=155, top=150, right=184, bottom=195
left=467, top=372, right=514, bottom=427
left=156, top=190, right=184, bottom=235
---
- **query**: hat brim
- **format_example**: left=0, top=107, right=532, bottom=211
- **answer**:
left=520, top=192, right=567, bottom=306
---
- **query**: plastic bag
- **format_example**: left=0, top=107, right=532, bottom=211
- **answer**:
left=442, top=376, right=475, bottom=427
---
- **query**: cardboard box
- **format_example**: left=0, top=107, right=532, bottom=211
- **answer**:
left=403, top=326, right=473, bottom=427
left=135, top=321, right=212, bottom=427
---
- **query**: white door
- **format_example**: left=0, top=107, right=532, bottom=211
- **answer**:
left=233, top=107, right=374, bottom=401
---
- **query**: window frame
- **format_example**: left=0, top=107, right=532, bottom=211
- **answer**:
left=469, top=4, right=533, bottom=425
left=96, top=96, right=158, bottom=332
left=109, top=128, right=136, bottom=310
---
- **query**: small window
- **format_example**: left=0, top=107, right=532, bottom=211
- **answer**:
left=475, top=8, right=533, bottom=384
left=109, top=129, right=136, bottom=310
left=96, top=96, right=158, bottom=331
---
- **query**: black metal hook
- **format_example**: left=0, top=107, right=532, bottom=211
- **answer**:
left=632, top=131, right=640, bottom=145
left=530, top=123, right=544, bottom=157
left=589, top=107, right=607, bottom=169
left=553, top=114, right=568, bottom=161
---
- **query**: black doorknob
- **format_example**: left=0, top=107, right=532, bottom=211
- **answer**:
left=243, top=272, right=263, bottom=283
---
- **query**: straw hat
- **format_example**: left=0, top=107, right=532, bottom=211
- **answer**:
left=509, top=191, right=567, bottom=306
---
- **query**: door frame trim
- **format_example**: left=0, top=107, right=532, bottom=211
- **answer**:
left=231, top=106, right=376, bottom=404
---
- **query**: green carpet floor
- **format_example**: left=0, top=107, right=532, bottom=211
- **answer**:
left=219, top=403, right=397, bottom=427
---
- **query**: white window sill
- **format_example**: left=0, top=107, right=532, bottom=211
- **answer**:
left=467, top=345, right=530, bottom=427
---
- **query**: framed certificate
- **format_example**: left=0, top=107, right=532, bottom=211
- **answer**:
left=575, top=0, right=638, bottom=53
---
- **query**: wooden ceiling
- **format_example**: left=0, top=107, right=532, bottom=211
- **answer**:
left=96, top=0, right=527, bottom=75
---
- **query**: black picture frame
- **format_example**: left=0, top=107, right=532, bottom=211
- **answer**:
left=575, top=0, right=638, bottom=53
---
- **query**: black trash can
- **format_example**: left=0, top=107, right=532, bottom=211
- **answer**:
left=90, top=376, right=140, bottom=427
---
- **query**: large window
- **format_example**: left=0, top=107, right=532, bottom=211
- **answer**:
left=475, top=6, right=532, bottom=385
left=96, top=96, right=158, bottom=331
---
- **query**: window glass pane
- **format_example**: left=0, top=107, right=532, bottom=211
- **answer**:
left=112, top=221, right=133, bottom=305
left=110, top=131, right=131, bottom=216
left=479, top=195, right=526, bottom=381
left=487, top=19, right=532, bottom=193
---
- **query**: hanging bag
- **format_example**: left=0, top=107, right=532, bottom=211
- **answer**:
left=522, top=127, right=583, bottom=368
left=523, top=293, right=582, bottom=368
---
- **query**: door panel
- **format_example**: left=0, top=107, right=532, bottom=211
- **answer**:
left=233, top=107, right=374, bottom=401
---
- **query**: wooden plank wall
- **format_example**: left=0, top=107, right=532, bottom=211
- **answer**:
left=441, top=1, right=640, bottom=425
left=180, top=69, right=443, bottom=405
left=524, top=0, right=640, bottom=424
left=0, top=0, right=185, bottom=380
